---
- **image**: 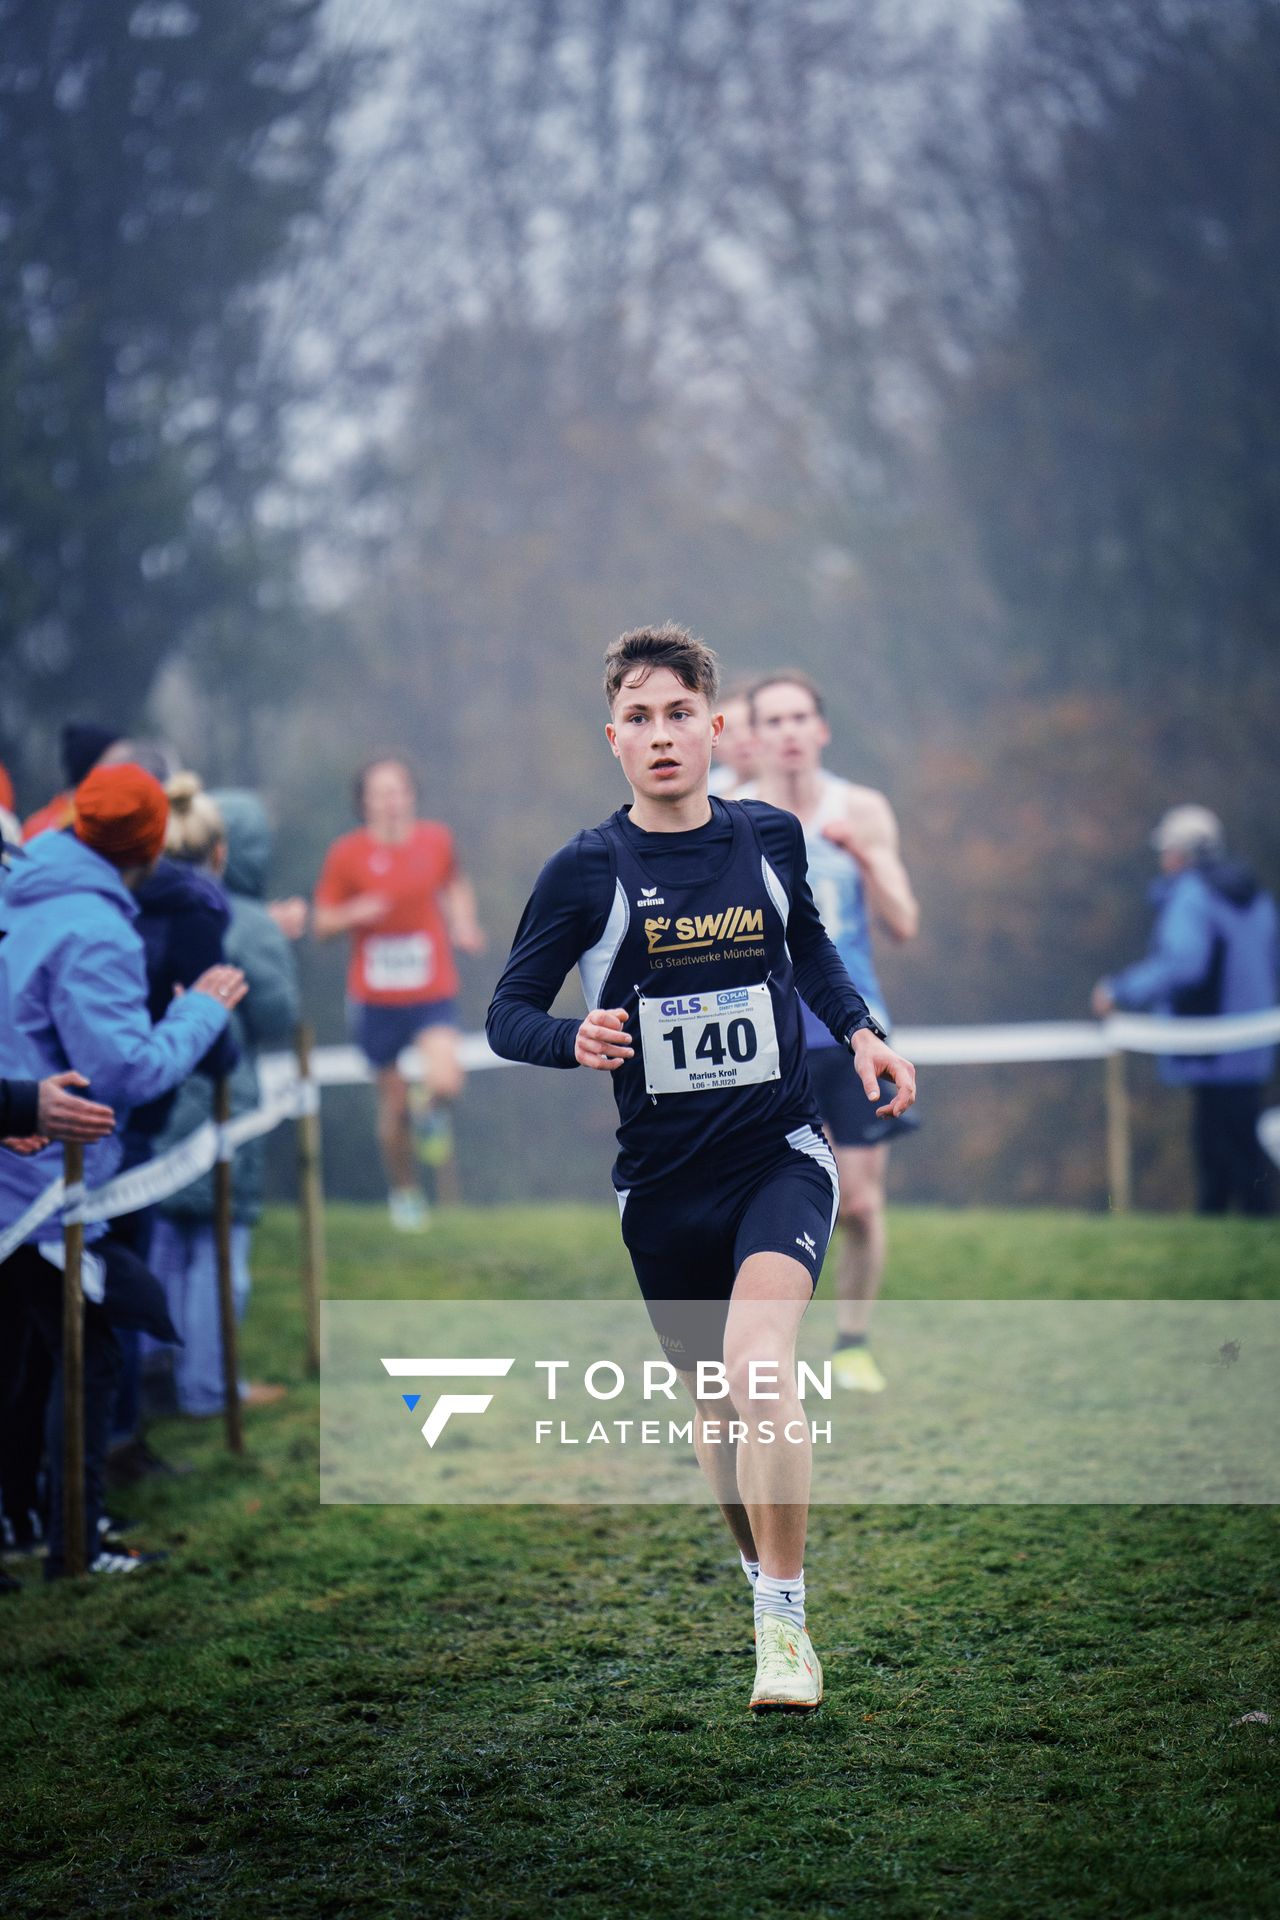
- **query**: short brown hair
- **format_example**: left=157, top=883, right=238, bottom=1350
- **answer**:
left=353, top=755, right=416, bottom=818
left=604, top=623, right=720, bottom=709
left=747, top=670, right=826, bottom=720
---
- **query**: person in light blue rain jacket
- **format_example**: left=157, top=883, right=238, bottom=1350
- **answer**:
left=148, top=783, right=299, bottom=1415
left=1093, top=805, right=1277, bottom=1215
left=0, top=764, right=243, bottom=1575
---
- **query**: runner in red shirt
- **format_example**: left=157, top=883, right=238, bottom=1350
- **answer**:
left=314, top=758, right=485, bottom=1229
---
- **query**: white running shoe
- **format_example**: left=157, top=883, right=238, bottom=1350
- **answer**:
left=388, top=1188, right=431, bottom=1232
left=90, top=1547, right=167, bottom=1575
left=750, top=1612, right=824, bottom=1713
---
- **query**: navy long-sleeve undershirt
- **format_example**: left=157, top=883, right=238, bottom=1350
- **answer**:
left=486, top=800, right=871, bottom=1068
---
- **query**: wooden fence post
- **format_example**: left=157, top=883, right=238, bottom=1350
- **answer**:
left=214, top=1077, right=244, bottom=1455
left=1105, top=1050, right=1133, bottom=1213
left=61, top=1142, right=87, bottom=1578
left=295, top=1024, right=325, bottom=1377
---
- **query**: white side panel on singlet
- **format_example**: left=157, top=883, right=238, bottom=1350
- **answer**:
left=761, top=855, right=789, bottom=927
left=578, top=877, right=630, bottom=1010
left=761, top=855, right=792, bottom=967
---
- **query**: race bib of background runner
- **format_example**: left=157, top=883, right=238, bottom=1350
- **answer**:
left=638, top=983, right=781, bottom=1096
left=365, top=933, right=433, bottom=993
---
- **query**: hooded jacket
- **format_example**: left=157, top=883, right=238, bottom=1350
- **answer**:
left=0, top=830, right=229, bottom=1242
left=123, top=855, right=239, bottom=1144
left=1107, top=856, right=1279, bottom=1085
left=156, top=792, right=299, bottom=1224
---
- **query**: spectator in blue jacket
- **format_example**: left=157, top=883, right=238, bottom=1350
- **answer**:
left=1093, top=806, right=1278, bottom=1214
left=148, top=782, right=300, bottom=1416
left=107, top=772, right=240, bottom=1477
left=0, top=763, right=246, bottom=1575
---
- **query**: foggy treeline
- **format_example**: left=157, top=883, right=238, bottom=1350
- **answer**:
left=3, top=0, right=1277, bottom=1207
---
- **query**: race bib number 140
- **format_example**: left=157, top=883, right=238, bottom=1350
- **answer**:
left=638, top=982, right=781, bottom=1096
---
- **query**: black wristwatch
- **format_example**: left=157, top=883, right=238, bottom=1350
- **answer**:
left=846, top=1013, right=888, bottom=1046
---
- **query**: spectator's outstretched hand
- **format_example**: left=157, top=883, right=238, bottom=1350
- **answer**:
left=2, top=1135, right=49, bottom=1155
left=1, top=1070, right=116, bottom=1153
left=268, top=896, right=309, bottom=940
left=38, top=1070, right=116, bottom=1142
left=190, top=964, right=249, bottom=1012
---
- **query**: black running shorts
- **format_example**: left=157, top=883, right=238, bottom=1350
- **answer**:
left=615, top=1125, right=839, bottom=1366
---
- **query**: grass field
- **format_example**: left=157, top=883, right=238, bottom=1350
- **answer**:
left=3, top=1204, right=1278, bottom=1919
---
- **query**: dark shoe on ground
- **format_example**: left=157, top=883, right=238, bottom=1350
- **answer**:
left=106, top=1436, right=193, bottom=1487
left=0, top=1567, right=23, bottom=1595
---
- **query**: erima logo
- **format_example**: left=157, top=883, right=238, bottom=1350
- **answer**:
left=645, top=906, right=765, bottom=954
left=795, top=1232, right=817, bottom=1258
left=638, top=887, right=666, bottom=907
left=381, top=1357, right=514, bottom=1446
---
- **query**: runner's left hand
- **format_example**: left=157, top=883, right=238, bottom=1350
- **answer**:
left=850, top=1029, right=917, bottom=1118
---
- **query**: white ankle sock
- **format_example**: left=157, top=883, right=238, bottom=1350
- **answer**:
left=740, top=1550, right=760, bottom=1588
left=754, top=1568, right=805, bottom=1632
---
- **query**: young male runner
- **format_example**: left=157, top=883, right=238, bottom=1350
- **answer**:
left=745, top=673, right=919, bottom=1394
left=707, top=685, right=759, bottom=796
left=314, top=758, right=485, bottom=1230
left=486, top=626, right=916, bottom=1711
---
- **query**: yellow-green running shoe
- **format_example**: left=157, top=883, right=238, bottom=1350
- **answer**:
left=832, top=1345, right=886, bottom=1393
left=409, top=1087, right=454, bottom=1168
left=750, top=1613, right=823, bottom=1713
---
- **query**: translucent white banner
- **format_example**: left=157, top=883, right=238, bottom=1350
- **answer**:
left=320, top=1299, right=1279, bottom=1505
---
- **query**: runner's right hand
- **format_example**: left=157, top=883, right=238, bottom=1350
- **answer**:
left=191, top=965, right=249, bottom=1012
left=347, top=893, right=391, bottom=928
left=575, top=1007, right=634, bottom=1070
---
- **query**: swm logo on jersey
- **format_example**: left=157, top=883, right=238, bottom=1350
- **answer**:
left=381, top=1356, right=514, bottom=1446
left=645, top=905, right=765, bottom=955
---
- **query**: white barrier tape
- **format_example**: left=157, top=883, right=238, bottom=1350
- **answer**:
left=77, top=1122, right=221, bottom=1224
left=223, top=1093, right=300, bottom=1151
left=892, top=1022, right=1108, bottom=1067
left=0, top=1076, right=316, bottom=1254
left=257, top=1007, right=1280, bottom=1086
left=61, top=1180, right=87, bottom=1226
left=0, top=1176, right=67, bottom=1267
left=1104, top=1007, right=1280, bottom=1056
